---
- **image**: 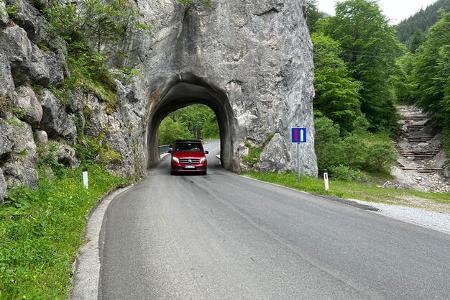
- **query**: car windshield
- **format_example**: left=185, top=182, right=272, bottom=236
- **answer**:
left=175, top=142, right=203, bottom=152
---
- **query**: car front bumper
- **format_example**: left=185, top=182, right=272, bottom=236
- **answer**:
left=171, top=163, right=207, bottom=173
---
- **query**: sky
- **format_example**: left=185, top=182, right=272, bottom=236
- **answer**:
left=317, top=0, right=438, bottom=24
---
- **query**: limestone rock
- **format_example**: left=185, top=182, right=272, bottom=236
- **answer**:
left=76, top=91, right=137, bottom=176
left=30, top=44, right=50, bottom=86
left=0, top=51, right=15, bottom=99
left=34, top=130, right=48, bottom=146
left=0, top=1, right=9, bottom=27
left=53, top=143, right=79, bottom=168
left=5, top=0, right=48, bottom=43
left=2, top=117, right=38, bottom=188
left=45, top=49, right=68, bottom=86
left=0, top=24, right=33, bottom=84
left=15, top=85, right=43, bottom=124
left=129, top=0, right=317, bottom=175
left=258, top=133, right=290, bottom=172
left=0, top=118, right=13, bottom=157
left=0, top=169, right=6, bottom=204
left=3, top=155, right=39, bottom=188
left=40, top=89, right=77, bottom=143
left=7, top=117, right=36, bottom=154
left=0, top=24, right=32, bottom=63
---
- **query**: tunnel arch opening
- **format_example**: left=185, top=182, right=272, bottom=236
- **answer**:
left=147, top=73, right=238, bottom=172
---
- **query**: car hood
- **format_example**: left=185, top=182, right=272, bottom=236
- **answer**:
left=173, top=151, right=206, bottom=158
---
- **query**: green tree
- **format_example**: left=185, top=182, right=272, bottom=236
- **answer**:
left=408, top=29, right=426, bottom=52
left=413, top=11, right=450, bottom=128
left=391, top=53, right=416, bottom=104
left=312, top=32, right=363, bottom=133
left=396, top=0, right=450, bottom=48
left=174, top=105, right=219, bottom=139
left=314, top=115, right=341, bottom=171
left=158, top=105, right=219, bottom=145
left=158, top=118, right=191, bottom=145
left=317, top=0, right=403, bottom=133
left=305, top=0, right=325, bottom=33
left=46, top=0, right=149, bottom=53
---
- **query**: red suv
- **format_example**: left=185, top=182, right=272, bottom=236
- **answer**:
left=169, top=140, right=208, bottom=175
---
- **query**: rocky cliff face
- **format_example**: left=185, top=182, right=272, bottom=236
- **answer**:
left=0, top=0, right=317, bottom=203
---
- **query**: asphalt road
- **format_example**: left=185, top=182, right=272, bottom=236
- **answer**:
left=99, top=141, right=450, bottom=299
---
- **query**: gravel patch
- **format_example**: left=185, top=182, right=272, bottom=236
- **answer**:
left=350, top=199, right=450, bottom=235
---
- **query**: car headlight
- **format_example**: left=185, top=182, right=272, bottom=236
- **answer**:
left=200, top=157, right=206, bottom=163
left=172, top=156, right=179, bottom=163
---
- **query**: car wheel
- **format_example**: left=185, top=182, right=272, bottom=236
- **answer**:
left=170, top=170, right=175, bottom=175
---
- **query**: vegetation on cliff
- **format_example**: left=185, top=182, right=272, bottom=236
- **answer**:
left=43, top=0, right=149, bottom=109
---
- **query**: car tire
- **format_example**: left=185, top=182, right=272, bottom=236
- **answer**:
left=170, top=170, right=175, bottom=175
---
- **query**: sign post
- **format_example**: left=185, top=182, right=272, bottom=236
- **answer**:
left=291, top=128, right=307, bottom=182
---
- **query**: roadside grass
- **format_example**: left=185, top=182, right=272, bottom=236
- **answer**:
left=0, top=166, right=129, bottom=299
left=243, top=172, right=450, bottom=206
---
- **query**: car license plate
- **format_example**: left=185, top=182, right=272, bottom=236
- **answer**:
left=184, top=166, right=195, bottom=169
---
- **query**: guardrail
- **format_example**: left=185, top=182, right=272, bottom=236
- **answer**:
left=158, top=145, right=171, bottom=156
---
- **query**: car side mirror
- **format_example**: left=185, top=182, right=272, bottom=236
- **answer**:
left=168, top=148, right=172, bottom=154
left=204, top=150, right=209, bottom=154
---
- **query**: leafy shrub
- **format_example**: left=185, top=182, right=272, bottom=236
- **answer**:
left=37, top=143, right=66, bottom=176
left=99, top=148, right=123, bottom=165
left=314, top=114, right=341, bottom=170
left=315, top=116, right=397, bottom=178
left=363, top=135, right=398, bottom=172
left=329, top=165, right=367, bottom=182
left=74, top=136, right=102, bottom=166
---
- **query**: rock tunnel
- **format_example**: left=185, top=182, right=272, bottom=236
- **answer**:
left=146, top=73, right=239, bottom=172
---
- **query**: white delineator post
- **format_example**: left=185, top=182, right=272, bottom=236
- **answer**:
left=83, top=171, right=89, bottom=189
left=323, top=172, right=329, bottom=191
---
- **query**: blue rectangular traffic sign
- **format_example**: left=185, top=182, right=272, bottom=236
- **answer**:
left=291, top=128, right=307, bottom=143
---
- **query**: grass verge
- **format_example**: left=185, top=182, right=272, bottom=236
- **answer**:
left=0, top=166, right=129, bottom=299
left=243, top=172, right=450, bottom=206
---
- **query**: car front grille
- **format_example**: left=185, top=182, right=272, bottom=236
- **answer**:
left=179, top=158, right=201, bottom=164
